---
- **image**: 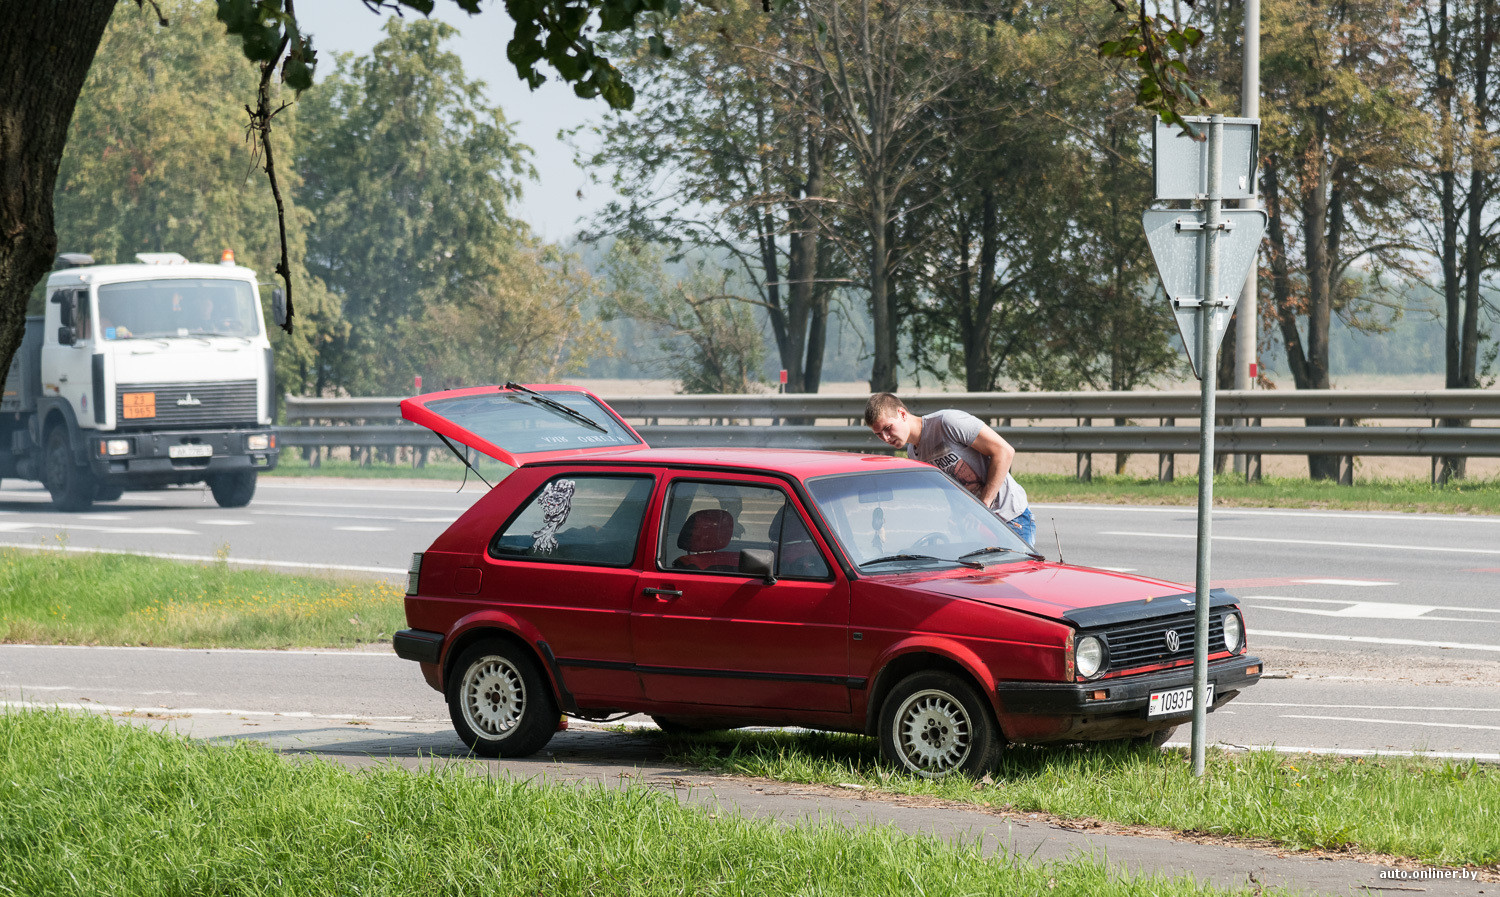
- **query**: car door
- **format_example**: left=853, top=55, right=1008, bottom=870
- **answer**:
left=632, top=475, right=851, bottom=712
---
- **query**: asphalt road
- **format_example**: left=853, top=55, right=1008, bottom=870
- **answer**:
left=3, top=476, right=1498, bottom=668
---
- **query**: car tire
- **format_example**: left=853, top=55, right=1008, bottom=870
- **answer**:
left=43, top=428, right=96, bottom=512
left=208, top=470, right=256, bottom=508
left=95, top=485, right=125, bottom=502
left=447, top=640, right=559, bottom=758
left=878, top=671, right=1002, bottom=778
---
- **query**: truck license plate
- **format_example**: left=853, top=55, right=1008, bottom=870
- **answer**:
left=168, top=444, right=213, bottom=459
left=1148, top=683, right=1213, bottom=717
left=122, top=392, right=156, bottom=419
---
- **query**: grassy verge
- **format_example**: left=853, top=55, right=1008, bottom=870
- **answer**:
left=1019, top=472, right=1500, bottom=515
left=0, top=710, right=1272, bottom=897
left=655, top=730, right=1500, bottom=868
left=0, top=547, right=403, bottom=648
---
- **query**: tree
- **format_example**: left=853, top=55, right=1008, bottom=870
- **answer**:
left=606, top=241, right=766, bottom=393
left=1412, top=0, right=1500, bottom=480
left=0, top=0, right=1214, bottom=393
left=294, top=18, right=534, bottom=395
left=52, top=0, right=344, bottom=398
left=1258, top=0, right=1426, bottom=478
left=587, top=0, right=843, bottom=393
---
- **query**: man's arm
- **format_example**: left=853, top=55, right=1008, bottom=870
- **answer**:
left=970, top=426, right=1017, bottom=507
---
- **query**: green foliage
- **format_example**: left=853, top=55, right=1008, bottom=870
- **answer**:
left=295, top=18, right=564, bottom=394
left=1097, top=11, right=1207, bottom=134
left=606, top=240, right=767, bottom=394
left=52, top=0, right=344, bottom=399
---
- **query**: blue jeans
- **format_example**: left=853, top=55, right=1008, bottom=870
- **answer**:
left=1004, top=507, right=1036, bottom=548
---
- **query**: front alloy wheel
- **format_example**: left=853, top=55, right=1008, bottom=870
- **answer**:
left=878, top=672, right=1001, bottom=778
left=446, top=641, right=558, bottom=758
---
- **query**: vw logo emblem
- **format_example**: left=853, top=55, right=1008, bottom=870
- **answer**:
left=1164, top=629, right=1181, bottom=652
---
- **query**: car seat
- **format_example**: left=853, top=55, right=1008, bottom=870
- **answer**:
left=673, top=508, right=741, bottom=571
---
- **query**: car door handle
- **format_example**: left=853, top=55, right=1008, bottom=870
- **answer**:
left=643, top=587, right=682, bottom=599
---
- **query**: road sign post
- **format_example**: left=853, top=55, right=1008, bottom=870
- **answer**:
left=1144, top=114, right=1263, bottom=777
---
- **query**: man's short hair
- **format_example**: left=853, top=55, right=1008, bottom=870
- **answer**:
left=864, top=392, right=907, bottom=427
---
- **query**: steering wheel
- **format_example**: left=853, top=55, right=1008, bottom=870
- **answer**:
left=909, top=531, right=950, bottom=552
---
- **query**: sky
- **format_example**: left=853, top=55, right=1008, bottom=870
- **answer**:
left=292, top=3, right=621, bottom=243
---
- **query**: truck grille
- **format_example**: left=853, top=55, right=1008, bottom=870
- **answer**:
left=1099, top=611, right=1226, bottom=670
left=115, top=380, right=258, bottom=429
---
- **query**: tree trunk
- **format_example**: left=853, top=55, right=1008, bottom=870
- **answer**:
left=0, top=3, right=116, bottom=387
left=868, top=182, right=896, bottom=392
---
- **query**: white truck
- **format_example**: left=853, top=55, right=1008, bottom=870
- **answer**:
left=1, top=252, right=281, bottom=511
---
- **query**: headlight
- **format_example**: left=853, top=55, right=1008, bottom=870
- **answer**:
left=1223, top=612, right=1244, bottom=653
left=406, top=552, right=423, bottom=597
left=1075, top=635, right=1105, bottom=679
left=246, top=433, right=272, bottom=451
left=100, top=438, right=132, bottom=456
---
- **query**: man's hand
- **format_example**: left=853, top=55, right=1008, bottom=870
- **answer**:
left=970, top=426, right=1016, bottom=508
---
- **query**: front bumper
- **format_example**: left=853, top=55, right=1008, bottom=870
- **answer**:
left=994, top=654, right=1262, bottom=743
left=86, top=427, right=279, bottom=483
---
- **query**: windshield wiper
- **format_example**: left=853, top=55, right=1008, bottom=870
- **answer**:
left=958, top=546, right=1039, bottom=565
left=859, top=553, right=982, bottom=570
left=503, top=381, right=608, bottom=434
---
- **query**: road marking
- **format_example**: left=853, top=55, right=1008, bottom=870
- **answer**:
left=1246, top=595, right=1500, bottom=616
left=336, top=526, right=392, bottom=533
left=1162, top=742, right=1500, bottom=763
left=198, top=519, right=255, bottom=526
left=0, top=542, right=405, bottom=576
left=1282, top=714, right=1500, bottom=732
left=0, top=643, right=394, bottom=656
left=1236, top=702, right=1500, bottom=713
left=0, top=522, right=197, bottom=535
left=2, top=700, right=418, bottom=721
left=1253, top=629, right=1500, bottom=652
left=252, top=509, right=456, bottom=523
left=1291, top=578, right=1394, bottom=587
left=253, top=500, right=477, bottom=513
left=1102, top=530, right=1500, bottom=556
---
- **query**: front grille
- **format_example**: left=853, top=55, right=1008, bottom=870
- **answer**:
left=115, top=380, right=258, bottom=429
left=1097, top=610, right=1226, bottom=670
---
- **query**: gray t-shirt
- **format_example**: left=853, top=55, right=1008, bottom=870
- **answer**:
left=909, top=409, right=1028, bottom=522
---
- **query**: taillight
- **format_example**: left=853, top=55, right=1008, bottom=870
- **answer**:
left=407, top=552, right=423, bottom=596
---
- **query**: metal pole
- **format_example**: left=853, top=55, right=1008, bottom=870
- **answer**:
left=1233, top=0, right=1261, bottom=474
left=1192, top=115, right=1224, bottom=777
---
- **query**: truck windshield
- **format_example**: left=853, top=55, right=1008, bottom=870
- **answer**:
left=96, top=279, right=260, bottom=340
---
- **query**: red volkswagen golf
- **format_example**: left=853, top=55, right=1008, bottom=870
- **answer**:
left=395, top=384, right=1262, bottom=778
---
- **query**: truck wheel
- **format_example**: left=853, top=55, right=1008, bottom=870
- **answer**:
left=447, top=640, right=558, bottom=757
left=878, top=672, right=1002, bottom=779
left=95, top=485, right=125, bottom=502
left=43, top=429, right=96, bottom=512
left=208, top=470, right=256, bottom=508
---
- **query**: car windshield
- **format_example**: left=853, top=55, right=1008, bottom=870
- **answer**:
left=96, top=278, right=260, bottom=340
left=806, top=467, right=1033, bottom=570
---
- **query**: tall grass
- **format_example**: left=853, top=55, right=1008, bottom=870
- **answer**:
left=0, top=710, right=1270, bottom=897
left=661, top=730, right=1500, bottom=868
left=0, top=547, right=404, bottom=648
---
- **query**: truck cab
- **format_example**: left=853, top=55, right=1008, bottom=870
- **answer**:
left=2, top=252, right=280, bottom=510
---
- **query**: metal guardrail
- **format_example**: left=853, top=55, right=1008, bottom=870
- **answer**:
left=279, top=391, right=1500, bottom=469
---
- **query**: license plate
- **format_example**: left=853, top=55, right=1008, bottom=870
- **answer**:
left=1148, top=683, right=1214, bottom=717
left=168, top=444, right=213, bottom=459
left=122, top=392, right=156, bottom=419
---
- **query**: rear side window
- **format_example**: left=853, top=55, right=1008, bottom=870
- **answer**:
left=659, top=480, right=831, bottom=579
left=491, top=475, right=653, bottom=567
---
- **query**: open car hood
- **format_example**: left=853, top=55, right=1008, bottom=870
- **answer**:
left=399, top=384, right=647, bottom=468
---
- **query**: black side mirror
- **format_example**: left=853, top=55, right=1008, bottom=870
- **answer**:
left=57, top=325, right=77, bottom=346
left=739, top=549, right=777, bottom=584
left=270, top=288, right=287, bottom=328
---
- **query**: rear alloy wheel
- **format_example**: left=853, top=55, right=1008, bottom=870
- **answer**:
left=43, top=428, right=96, bottom=512
left=447, top=641, right=558, bottom=758
left=208, top=470, right=256, bottom=508
left=878, top=672, right=1002, bottom=778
